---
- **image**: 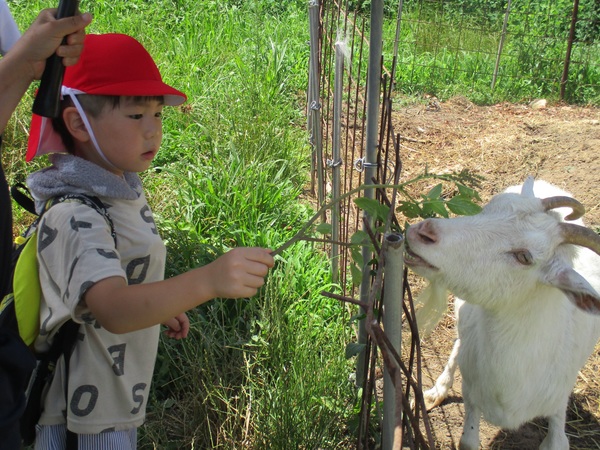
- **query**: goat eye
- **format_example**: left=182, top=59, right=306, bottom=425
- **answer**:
left=513, top=250, right=534, bottom=265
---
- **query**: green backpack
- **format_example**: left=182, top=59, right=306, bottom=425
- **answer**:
left=0, top=186, right=115, bottom=446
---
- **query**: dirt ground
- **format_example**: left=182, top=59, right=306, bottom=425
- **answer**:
left=391, top=97, right=600, bottom=449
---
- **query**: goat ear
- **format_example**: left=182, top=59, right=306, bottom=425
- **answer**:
left=543, top=263, right=600, bottom=315
left=520, top=176, right=536, bottom=197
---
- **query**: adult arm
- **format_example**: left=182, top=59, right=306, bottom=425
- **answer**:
left=0, top=9, right=92, bottom=134
left=84, top=247, right=275, bottom=334
left=0, top=0, right=21, bottom=56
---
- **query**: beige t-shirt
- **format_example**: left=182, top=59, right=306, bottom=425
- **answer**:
left=34, top=192, right=166, bottom=434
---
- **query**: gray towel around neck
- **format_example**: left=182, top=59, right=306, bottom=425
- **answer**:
left=27, top=154, right=144, bottom=214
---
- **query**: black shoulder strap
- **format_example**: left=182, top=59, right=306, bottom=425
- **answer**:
left=10, top=186, right=117, bottom=248
left=0, top=135, right=12, bottom=298
left=10, top=183, right=36, bottom=216
left=47, top=193, right=117, bottom=247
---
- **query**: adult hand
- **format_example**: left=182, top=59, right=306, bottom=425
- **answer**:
left=9, top=9, right=92, bottom=81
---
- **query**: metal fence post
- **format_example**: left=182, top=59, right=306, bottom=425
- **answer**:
left=382, top=233, right=405, bottom=450
left=356, top=0, right=384, bottom=388
left=308, top=0, right=325, bottom=209
left=561, top=0, right=580, bottom=100
left=331, top=38, right=345, bottom=283
left=492, top=0, right=512, bottom=91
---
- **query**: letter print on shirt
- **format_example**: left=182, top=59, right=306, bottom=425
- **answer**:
left=140, top=205, right=158, bottom=235
left=108, top=343, right=126, bottom=376
left=38, top=221, right=58, bottom=252
left=130, top=383, right=147, bottom=415
left=70, top=385, right=99, bottom=417
left=126, top=255, right=150, bottom=285
left=97, top=248, right=118, bottom=259
left=70, top=215, right=93, bottom=233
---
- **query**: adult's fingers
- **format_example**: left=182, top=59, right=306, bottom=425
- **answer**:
left=54, top=12, right=93, bottom=37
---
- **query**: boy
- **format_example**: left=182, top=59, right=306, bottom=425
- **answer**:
left=26, top=33, right=274, bottom=449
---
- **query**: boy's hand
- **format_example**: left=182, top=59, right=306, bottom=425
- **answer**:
left=208, top=247, right=274, bottom=299
left=162, top=313, right=190, bottom=340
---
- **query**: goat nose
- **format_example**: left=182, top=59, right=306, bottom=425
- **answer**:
left=415, top=219, right=438, bottom=244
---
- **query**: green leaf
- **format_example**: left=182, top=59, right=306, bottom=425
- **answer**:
left=350, top=247, right=363, bottom=266
left=350, top=262, right=363, bottom=287
left=446, top=196, right=482, bottom=216
left=422, top=199, right=449, bottom=218
left=315, top=222, right=332, bottom=235
left=456, top=183, right=480, bottom=201
left=425, top=183, right=443, bottom=200
left=354, top=197, right=390, bottom=222
left=396, top=201, right=422, bottom=219
left=345, top=342, right=366, bottom=359
left=350, top=230, right=370, bottom=245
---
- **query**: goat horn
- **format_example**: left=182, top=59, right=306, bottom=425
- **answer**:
left=541, top=196, right=585, bottom=221
left=560, top=223, right=600, bottom=256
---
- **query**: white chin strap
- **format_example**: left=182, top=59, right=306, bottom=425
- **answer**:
left=61, top=86, right=119, bottom=171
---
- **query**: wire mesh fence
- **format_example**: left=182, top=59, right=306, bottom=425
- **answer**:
left=309, top=0, right=599, bottom=448
left=390, top=0, right=600, bottom=103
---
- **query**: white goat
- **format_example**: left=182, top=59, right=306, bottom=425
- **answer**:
left=403, top=178, right=600, bottom=450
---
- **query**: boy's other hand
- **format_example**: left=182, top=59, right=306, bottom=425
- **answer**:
left=162, top=313, right=190, bottom=340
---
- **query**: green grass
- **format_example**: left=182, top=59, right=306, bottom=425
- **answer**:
left=380, top=1, right=600, bottom=104
left=146, top=243, right=352, bottom=449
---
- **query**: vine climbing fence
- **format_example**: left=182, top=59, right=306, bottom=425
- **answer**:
left=307, top=0, right=599, bottom=448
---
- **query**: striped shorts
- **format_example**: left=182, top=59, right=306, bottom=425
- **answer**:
left=35, top=424, right=137, bottom=450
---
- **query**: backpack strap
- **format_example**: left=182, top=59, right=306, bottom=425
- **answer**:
left=10, top=187, right=117, bottom=248
left=0, top=135, right=12, bottom=299
left=47, top=193, right=117, bottom=247
left=54, top=319, right=80, bottom=450
left=10, top=183, right=36, bottom=216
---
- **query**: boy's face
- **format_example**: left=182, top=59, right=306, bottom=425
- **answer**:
left=86, top=97, right=164, bottom=176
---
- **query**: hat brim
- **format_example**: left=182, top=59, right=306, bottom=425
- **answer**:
left=77, top=80, right=187, bottom=106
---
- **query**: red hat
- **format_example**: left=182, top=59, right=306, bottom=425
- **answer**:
left=26, top=33, right=187, bottom=162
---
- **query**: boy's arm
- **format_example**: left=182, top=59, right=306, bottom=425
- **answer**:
left=83, top=247, right=274, bottom=335
left=0, top=9, right=91, bottom=134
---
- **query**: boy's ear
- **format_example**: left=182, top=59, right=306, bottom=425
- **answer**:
left=62, top=106, right=90, bottom=143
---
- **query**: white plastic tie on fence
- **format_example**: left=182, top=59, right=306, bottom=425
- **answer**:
left=354, top=157, right=378, bottom=173
left=309, top=100, right=321, bottom=111
left=326, top=157, right=343, bottom=169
